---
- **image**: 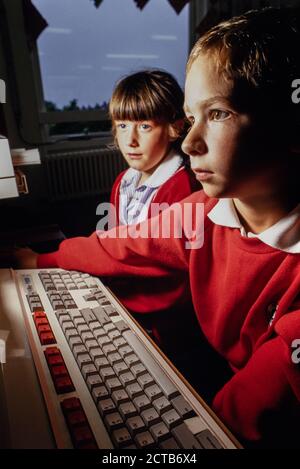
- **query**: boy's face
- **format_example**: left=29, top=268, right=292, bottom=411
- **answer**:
left=182, top=54, right=281, bottom=199
left=115, top=120, right=172, bottom=177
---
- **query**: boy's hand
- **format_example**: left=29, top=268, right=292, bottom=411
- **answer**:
left=14, top=247, right=38, bottom=269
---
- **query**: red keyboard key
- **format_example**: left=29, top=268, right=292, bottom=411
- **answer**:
left=44, top=346, right=61, bottom=358
left=51, top=365, right=68, bottom=378
left=66, top=410, right=87, bottom=427
left=61, top=397, right=81, bottom=414
left=38, top=325, right=52, bottom=335
left=71, top=425, right=94, bottom=447
left=35, top=318, right=49, bottom=327
left=33, top=311, right=47, bottom=320
left=54, top=376, right=75, bottom=394
left=40, top=332, right=56, bottom=345
left=47, top=355, right=64, bottom=366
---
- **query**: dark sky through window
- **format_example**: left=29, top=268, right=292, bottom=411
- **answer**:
left=33, top=0, right=189, bottom=109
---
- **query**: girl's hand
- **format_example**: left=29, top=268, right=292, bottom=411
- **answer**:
left=14, top=247, right=38, bottom=269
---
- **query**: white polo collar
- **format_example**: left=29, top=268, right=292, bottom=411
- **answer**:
left=122, top=149, right=183, bottom=189
left=208, top=198, right=300, bottom=253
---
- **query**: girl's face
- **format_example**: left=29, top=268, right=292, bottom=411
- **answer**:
left=114, top=120, right=173, bottom=179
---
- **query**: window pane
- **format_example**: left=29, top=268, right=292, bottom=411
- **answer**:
left=33, top=0, right=189, bottom=111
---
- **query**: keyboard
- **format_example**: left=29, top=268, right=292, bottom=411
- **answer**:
left=0, top=268, right=240, bottom=449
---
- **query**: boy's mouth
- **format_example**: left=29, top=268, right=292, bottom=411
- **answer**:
left=193, top=168, right=214, bottom=181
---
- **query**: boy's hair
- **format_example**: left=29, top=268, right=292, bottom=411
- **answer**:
left=109, top=69, right=185, bottom=128
left=187, top=8, right=300, bottom=140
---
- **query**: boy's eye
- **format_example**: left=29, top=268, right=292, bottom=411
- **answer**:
left=209, top=110, right=231, bottom=121
left=185, top=116, right=194, bottom=131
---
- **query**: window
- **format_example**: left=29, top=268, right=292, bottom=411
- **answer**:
left=32, top=0, right=189, bottom=136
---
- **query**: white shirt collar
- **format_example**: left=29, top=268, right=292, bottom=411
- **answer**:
left=208, top=198, right=300, bottom=253
left=121, top=149, right=183, bottom=190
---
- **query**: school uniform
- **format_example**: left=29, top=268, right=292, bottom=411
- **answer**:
left=109, top=149, right=200, bottom=227
left=38, top=190, right=300, bottom=445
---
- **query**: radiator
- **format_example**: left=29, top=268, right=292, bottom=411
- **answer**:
left=44, top=147, right=126, bottom=201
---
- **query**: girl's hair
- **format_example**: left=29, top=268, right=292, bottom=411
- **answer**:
left=109, top=69, right=184, bottom=126
left=187, top=7, right=300, bottom=137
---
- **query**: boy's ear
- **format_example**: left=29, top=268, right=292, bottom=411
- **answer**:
left=168, top=119, right=185, bottom=141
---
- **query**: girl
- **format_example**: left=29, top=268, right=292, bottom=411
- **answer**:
left=107, top=69, right=200, bottom=228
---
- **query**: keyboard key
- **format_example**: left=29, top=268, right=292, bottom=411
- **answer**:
left=104, top=412, right=124, bottom=431
left=40, top=331, right=56, bottom=345
left=61, top=397, right=81, bottom=414
left=92, top=385, right=109, bottom=402
left=195, top=429, right=223, bottom=449
left=71, top=425, right=95, bottom=448
left=141, top=408, right=160, bottom=427
left=113, top=337, right=127, bottom=349
left=111, top=389, right=130, bottom=406
left=144, top=384, right=163, bottom=401
left=133, top=394, right=151, bottom=412
left=119, top=345, right=133, bottom=358
left=99, top=367, right=116, bottom=380
left=119, top=402, right=137, bottom=419
left=77, top=354, right=92, bottom=368
left=159, top=437, right=180, bottom=449
left=93, top=306, right=110, bottom=325
left=124, top=353, right=139, bottom=367
left=126, top=383, right=143, bottom=399
left=95, top=356, right=110, bottom=369
left=153, top=396, right=172, bottom=415
left=135, top=431, right=155, bottom=448
left=107, top=352, right=122, bottom=365
left=113, top=361, right=129, bottom=375
left=86, top=374, right=103, bottom=391
left=124, top=331, right=179, bottom=399
left=112, top=427, right=132, bottom=448
left=131, top=362, right=147, bottom=377
left=161, top=409, right=182, bottom=429
left=54, top=376, right=75, bottom=394
left=127, top=416, right=146, bottom=435
left=81, top=308, right=96, bottom=323
left=90, top=348, right=104, bottom=360
left=171, top=395, right=196, bottom=419
left=171, top=423, right=202, bottom=449
left=98, top=398, right=116, bottom=416
left=66, top=409, right=87, bottom=427
left=81, top=364, right=98, bottom=380
left=114, top=320, right=130, bottom=333
left=106, top=377, right=122, bottom=392
left=150, top=421, right=170, bottom=442
left=119, top=371, right=135, bottom=386
left=137, top=373, right=154, bottom=388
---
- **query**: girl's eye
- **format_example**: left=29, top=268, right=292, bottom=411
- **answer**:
left=140, top=124, right=151, bottom=130
left=209, top=110, right=231, bottom=121
left=117, top=123, right=127, bottom=129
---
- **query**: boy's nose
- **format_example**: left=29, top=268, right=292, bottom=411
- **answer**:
left=181, top=131, right=207, bottom=157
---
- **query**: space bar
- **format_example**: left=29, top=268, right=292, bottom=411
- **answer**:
left=123, top=330, right=179, bottom=399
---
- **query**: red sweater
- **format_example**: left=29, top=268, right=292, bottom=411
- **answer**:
left=109, top=164, right=200, bottom=226
left=38, top=191, right=300, bottom=444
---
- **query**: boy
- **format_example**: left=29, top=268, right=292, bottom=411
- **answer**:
left=16, top=8, right=300, bottom=447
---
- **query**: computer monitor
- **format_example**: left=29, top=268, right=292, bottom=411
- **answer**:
left=0, top=79, right=18, bottom=200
